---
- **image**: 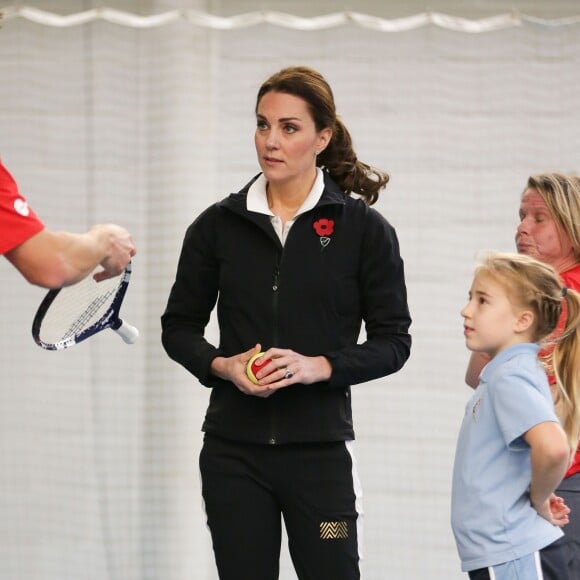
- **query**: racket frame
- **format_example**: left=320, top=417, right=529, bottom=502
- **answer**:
left=32, top=263, right=135, bottom=351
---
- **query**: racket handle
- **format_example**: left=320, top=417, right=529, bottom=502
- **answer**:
left=113, top=319, right=140, bottom=344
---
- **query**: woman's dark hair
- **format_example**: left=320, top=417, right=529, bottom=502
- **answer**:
left=256, top=66, right=388, bottom=205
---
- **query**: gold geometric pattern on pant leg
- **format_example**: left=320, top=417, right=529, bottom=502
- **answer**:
left=320, top=521, right=348, bottom=539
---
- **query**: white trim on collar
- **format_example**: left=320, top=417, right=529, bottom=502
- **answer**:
left=246, top=168, right=325, bottom=216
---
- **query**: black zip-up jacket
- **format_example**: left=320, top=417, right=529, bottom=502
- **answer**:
left=161, top=172, right=411, bottom=445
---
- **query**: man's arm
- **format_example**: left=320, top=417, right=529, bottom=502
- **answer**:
left=5, top=224, right=136, bottom=288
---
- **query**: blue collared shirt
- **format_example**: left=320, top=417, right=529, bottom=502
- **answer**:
left=451, top=343, right=562, bottom=572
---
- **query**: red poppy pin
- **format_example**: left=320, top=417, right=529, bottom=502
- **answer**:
left=313, top=218, right=334, bottom=249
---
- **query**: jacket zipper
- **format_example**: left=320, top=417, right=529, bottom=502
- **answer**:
left=269, top=258, right=281, bottom=444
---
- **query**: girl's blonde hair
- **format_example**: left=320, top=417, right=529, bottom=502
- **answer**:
left=477, top=252, right=580, bottom=453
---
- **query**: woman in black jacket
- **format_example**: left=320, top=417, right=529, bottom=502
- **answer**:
left=161, top=65, right=411, bottom=580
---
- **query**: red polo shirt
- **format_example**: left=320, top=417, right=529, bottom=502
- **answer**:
left=0, top=160, right=44, bottom=254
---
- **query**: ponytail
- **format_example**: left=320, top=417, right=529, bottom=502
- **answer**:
left=317, top=117, right=389, bottom=205
left=551, top=288, right=580, bottom=454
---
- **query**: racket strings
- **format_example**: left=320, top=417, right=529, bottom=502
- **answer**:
left=37, top=273, right=124, bottom=345
left=62, top=288, right=117, bottom=338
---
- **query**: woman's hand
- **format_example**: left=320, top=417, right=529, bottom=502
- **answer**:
left=251, top=347, right=332, bottom=392
left=211, top=345, right=333, bottom=398
left=211, top=344, right=274, bottom=398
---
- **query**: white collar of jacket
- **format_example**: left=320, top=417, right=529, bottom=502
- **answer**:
left=246, top=167, right=325, bottom=216
left=219, top=171, right=348, bottom=221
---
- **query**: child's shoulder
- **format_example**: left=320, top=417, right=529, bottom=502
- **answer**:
left=485, top=345, right=548, bottom=395
left=484, top=344, right=541, bottom=380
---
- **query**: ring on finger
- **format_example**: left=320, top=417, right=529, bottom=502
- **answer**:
left=284, top=369, right=294, bottom=380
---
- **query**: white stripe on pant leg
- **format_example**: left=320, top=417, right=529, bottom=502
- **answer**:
left=488, top=566, right=496, bottom=580
left=345, top=440, right=364, bottom=576
left=533, top=551, right=544, bottom=579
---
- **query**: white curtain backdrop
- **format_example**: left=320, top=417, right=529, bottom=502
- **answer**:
left=1, top=1, right=579, bottom=579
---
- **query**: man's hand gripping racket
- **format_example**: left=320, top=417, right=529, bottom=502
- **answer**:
left=32, top=262, right=139, bottom=350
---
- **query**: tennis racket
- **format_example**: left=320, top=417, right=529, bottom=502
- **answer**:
left=32, top=262, right=139, bottom=350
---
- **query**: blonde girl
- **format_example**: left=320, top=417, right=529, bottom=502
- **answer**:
left=452, top=252, right=580, bottom=580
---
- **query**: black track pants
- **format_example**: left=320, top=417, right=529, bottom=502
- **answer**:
left=200, top=434, right=363, bottom=580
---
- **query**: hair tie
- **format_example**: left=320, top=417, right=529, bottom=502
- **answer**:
left=562, top=286, right=568, bottom=297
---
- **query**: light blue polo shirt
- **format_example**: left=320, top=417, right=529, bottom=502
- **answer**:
left=451, top=343, right=563, bottom=572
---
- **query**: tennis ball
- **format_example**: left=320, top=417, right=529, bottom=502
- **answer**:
left=246, top=352, right=272, bottom=384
